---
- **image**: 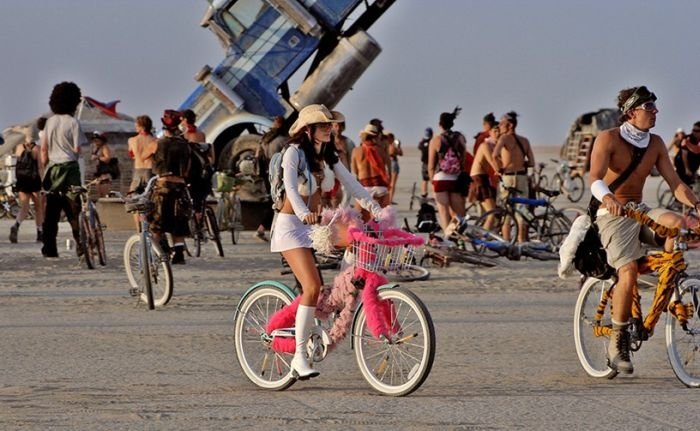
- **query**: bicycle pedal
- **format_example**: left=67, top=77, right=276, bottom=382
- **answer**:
left=128, top=288, right=139, bottom=297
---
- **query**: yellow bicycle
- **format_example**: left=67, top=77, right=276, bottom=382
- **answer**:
left=574, top=204, right=700, bottom=386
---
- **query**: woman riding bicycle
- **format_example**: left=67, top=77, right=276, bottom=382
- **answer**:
left=270, top=104, right=382, bottom=379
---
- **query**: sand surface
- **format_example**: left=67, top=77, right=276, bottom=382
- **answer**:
left=2, top=146, right=700, bottom=430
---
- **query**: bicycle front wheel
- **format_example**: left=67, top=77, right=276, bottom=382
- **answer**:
left=124, top=234, right=173, bottom=308
left=666, top=278, right=700, bottom=387
left=205, top=206, right=224, bottom=257
left=190, top=217, right=202, bottom=258
left=567, top=174, right=585, bottom=203
left=573, top=277, right=617, bottom=379
left=353, top=287, right=435, bottom=396
left=79, top=212, right=95, bottom=269
left=233, top=284, right=296, bottom=391
left=92, top=209, right=107, bottom=266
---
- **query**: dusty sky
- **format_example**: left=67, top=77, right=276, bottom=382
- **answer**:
left=1, top=0, right=699, bottom=149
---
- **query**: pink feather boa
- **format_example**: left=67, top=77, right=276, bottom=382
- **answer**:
left=265, top=267, right=397, bottom=353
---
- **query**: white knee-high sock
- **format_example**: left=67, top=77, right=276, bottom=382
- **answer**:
left=295, top=304, right=316, bottom=357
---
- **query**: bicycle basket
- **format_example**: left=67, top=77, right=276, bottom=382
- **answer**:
left=348, top=226, right=424, bottom=273
left=125, top=198, right=155, bottom=214
left=213, top=172, right=236, bottom=193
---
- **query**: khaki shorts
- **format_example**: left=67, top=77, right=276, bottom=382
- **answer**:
left=596, top=207, right=667, bottom=270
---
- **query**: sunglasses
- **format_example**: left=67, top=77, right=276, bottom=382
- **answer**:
left=693, top=129, right=700, bottom=133
left=634, top=101, right=657, bottom=112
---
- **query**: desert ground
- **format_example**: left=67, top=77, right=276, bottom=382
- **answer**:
left=2, top=146, right=700, bottom=431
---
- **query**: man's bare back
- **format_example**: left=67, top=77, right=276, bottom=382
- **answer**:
left=352, top=143, right=389, bottom=180
left=128, top=134, right=157, bottom=170
left=470, top=141, right=496, bottom=176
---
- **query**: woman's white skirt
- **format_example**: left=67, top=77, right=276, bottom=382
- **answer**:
left=270, top=213, right=312, bottom=252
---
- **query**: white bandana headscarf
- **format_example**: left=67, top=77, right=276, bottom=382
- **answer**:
left=620, top=121, right=650, bottom=148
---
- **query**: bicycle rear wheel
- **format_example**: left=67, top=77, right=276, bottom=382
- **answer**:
left=190, top=217, right=202, bottom=258
left=92, top=209, right=107, bottom=266
left=353, top=287, right=435, bottom=396
left=666, top=278, right=700, bottom=387
left=205, top=206, right=224, bottom=257
left=573, top=277, right=618, bottom=379
left=233, top=284, right=296, bottom=391
left=567, top=174, right=585, bottom=203
left=475, top=208, right=518, bottom=244
left=541, top=212, right=571, bottom=249
left=79, top=212, right=95, bottom=269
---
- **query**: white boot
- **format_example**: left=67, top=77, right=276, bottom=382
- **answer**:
left=291, top=304, right=320, bottom=380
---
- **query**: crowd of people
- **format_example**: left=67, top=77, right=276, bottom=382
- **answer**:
left=6, top=79, right=700, bottom=383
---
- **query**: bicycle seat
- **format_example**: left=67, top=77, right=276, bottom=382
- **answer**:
left=69, top=185, right=87, bottom=194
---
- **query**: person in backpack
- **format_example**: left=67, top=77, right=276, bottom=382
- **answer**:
left=492, top=111, right=535, bottom=243
left=589, top=85, right=700, bottom=375
left=9, top=125, right=44, bottom=243
left=270, top=104, right=382, bottom=380
left=181, top=109, right=214, bottom=239
left=428, top=107, right=468, bottom=233
left=150, top=109, right=192, bottom=265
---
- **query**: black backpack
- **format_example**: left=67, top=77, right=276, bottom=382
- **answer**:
left=188, top=143, right=214, bottom=184
left=415, top=202, right=438, bottom=233
left=16, top=143, right=40, bottom=183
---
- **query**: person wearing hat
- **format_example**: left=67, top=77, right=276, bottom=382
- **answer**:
left=417, top=127, right=433, bottom=197
left=149, top=109, right=192, bottom=264
left=271, top=104, right=382, bottom=380
left=589, top=85, right=700, bottom=375
left=351, top=123, right=392, bottom=213
left=91, top=132, right=114, bottom=197
left=40, top=81, right=87, bottom=259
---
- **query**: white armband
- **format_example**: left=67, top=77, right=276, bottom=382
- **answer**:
left=591, top=179, right=612, bottom=202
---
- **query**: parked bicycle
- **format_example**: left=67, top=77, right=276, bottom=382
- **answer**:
left=574, top=204, right=700, bottom=386
left=70, top=178, right=107, bottom=269
left=0, top=180, right=21, bottom=219
left=532, top=161, right=549, bottom=195
left=447, top=216, right=559, bottom=261
left=188, top=191, right=224, bottom=258
left=233, top=216, right=435, bottom=396
left=213, top=171, right=245, bottom=245
left=476, top=186, right=571, bottom=249
left=124, top=176, right=173, bottom=309
left=550, top=158, right=585, bottom=203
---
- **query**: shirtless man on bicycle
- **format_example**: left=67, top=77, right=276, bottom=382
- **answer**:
left=589, top=85, right=700, bottom=374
